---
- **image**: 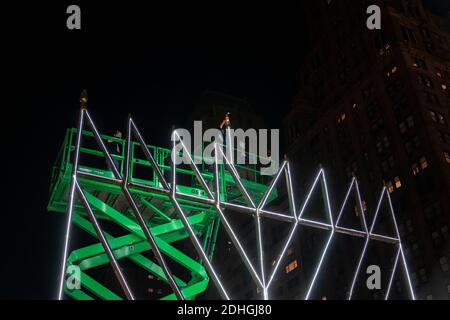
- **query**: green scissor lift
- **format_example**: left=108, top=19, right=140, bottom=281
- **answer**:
left=48, top=126, right=276, bottom=300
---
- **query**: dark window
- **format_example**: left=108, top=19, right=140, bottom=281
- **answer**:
left=437, top=131, right=450, bottom=145
left=413, top=57, right=427, bottom=70
left=429, top=110, right=446, bottom=125
left=425, top=92, right=440, bottom=105
left=417, top=74, right=433, bottom=88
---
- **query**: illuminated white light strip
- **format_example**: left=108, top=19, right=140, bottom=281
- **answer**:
left=174, top=131, right=215, bottom=200
left=354, top=180, right=369, bottom=233
left=298, top=218, right=332, bottom=229
left=57, top=109, right=85, bottom=300
left=296, top=169, right=323, bottom=219
left=305, top=232, right=334, bottom=300
left=213, top=143, right=221, bottom=205
left=75, top=181, right=135, bottom=300
left=175, top=192, right=215, bottom=204
left=336, top=179, right=371, bottom=300
left=334, top=177, right=356, bottom=227
left=385, top=246, right=401, bottom=300
left=169, top=140, right=230, bottom=299
left=369, top=233, right=399, bottom=242
left=57, top=175, right=77, bottom=300
left=257, top=161, right=287, bottom=210
left=266, top=222, right=298, bottom=288
left=386, top=191, right=416, bottom=300
left=348, top=187, right=386, bottom=300
left=86, top=113, right=186, bottom=300
left=322, top=171, right=335, bottom=227
left=61, top=110, right=415, bottom=301
left=124, top=117, right=132, bottom=184
left=226, top=127, right=233, bottom=164
left=285, top=162, right=297, bottom=218
left=247, top=146, right=272, bottom=294
left=267, top=169, right=324, bottom=291
left=85, top=111, right=121, bottom=179
left=398, top=246, right=415, bottom=300
left=347, top=238, right=369, bottom=300
left=218, top=147, right=256, bottom=208
left=130, top=119, right=170, bottom=191
left=173, top=198, right=230, bottom=299
left=335, top=226, right=367, bottom=236
left=255, top=211, right=266, bottom=299
left=369, top=187, right=386, bottom=234
left=221, top=201, right=256, bottom=213
left=260, top=209, right=296, bottom=222
left=213, top=144, right=263, bottom=288
left=304, top=170, right=335, bottom=300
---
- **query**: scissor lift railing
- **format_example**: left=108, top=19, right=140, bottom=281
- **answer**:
left=49, top=99, right=415, bottom=300
left=48, top=122, right=277, bottom=300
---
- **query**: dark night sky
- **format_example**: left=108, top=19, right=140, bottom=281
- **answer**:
left=3, top=1, right=448, bottom=299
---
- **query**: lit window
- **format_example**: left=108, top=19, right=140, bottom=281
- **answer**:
left=442, top=84, right=448, bottom=91
left=285, top=260, right=298, bottom=274
left=386, top=181, right=394, bottom=193
left=412, top=163, right=420, bottom=175
left=148, top=288, right=154, bottom=293
left=354, top=205, right=360, bottom=216
left=429, top=110, right=446, bottom=124
left=337, top=113, right=346, bottom=124
left=352, top=103, right=358, bottom=109
left=394, top=176, right=402, bottom=189
left=419, top=156, right=428, bottom=169
left=362, top=200, right=367, bottom=211
left=444, top=152, right=450, bottom=164
left=412, top=57, right=426, bottom=69
left=430, top=110, right=437, bottom=122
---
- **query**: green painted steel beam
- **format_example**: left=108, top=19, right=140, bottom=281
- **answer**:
left=50, top=127, right=277, bottom=300
left=70, top=209, right=208, bottom=278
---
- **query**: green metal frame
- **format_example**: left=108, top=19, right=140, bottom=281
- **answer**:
left=48, top=128, right=277, bottom=300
